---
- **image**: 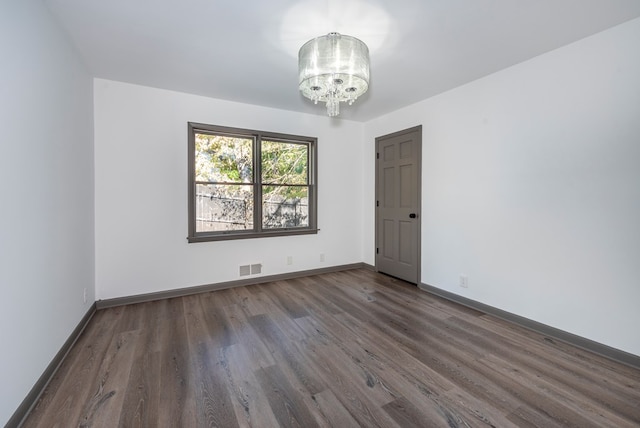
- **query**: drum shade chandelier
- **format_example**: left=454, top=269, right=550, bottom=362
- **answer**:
left=298, top=32, right=370, bottom=117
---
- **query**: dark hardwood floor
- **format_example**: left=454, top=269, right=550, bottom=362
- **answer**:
left=22, top=269, right=640, bottom=427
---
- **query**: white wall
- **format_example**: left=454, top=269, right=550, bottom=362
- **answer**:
left=0, top=0, right=95, bottom=425
left=94, top=80, right=364, bottom=300
left=364, top=17, right=640, bottom=356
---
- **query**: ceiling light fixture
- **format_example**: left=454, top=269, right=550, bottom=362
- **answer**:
left=298, top=32, right=370, bottom=117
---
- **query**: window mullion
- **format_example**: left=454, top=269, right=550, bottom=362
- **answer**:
left=254, top=134, right=262, bottom=233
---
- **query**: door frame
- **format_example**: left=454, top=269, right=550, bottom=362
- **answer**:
left=374, top=125, right=422, bottom=284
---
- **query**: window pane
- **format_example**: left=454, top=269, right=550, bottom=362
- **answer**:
left=262, top=185, right=309, bottom=229
left=195, top=133, right=253, bottom=183
left=261, top=141, right=308, bottom=185
left=195, top=184, right=253, bottom=232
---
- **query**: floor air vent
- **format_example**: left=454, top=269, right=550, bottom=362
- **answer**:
left=239, top=265, right=251, bottom=276
left=240, top=263, right=262, bottom=276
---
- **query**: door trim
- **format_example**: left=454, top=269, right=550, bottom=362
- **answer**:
left=374, top=125, right=422, bottom=284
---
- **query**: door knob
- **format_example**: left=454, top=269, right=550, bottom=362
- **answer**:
left=409, top=213, right=417, bottom=218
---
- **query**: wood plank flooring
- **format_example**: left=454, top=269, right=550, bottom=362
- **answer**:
left=21, top=269, right=640, bottom=427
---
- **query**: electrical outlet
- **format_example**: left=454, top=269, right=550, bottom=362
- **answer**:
left=320, top=253, right=325, bottom=262
left=459, top=274, right=468, bottom=288
left=287, top=256, right=293, bottom=265
left=83, top=287, right=87, bottom=304
left=459, top=275, right=468, bottom=288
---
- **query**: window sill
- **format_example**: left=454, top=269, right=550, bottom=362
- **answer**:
left=187, top=228, right=320, bottom=243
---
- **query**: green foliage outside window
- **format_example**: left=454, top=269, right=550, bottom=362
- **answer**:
left=195, top=134, right=253, bottom=183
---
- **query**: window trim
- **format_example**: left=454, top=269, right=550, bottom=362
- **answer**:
left=187, top=122, right=318, bottom=243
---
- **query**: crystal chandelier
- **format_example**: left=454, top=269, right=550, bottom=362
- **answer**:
left=298, top=32, right=370, bottom=117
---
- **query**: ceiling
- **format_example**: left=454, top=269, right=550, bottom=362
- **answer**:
left=44, top=0, right=640, bottom=122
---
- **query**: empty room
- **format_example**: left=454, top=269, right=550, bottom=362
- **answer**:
left=1, top=0, right=639, bottom=426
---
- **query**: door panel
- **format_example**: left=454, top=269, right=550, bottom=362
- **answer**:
left=376, top=126, right=421, bottom=284
left=399, top=165, right=412, bottom=207
left=383, top=220, right=395, bottom=259
left=399, top=220, right=413, bottom=264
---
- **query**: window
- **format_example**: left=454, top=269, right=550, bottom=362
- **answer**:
left=188, top=122, right=317, bottom=242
